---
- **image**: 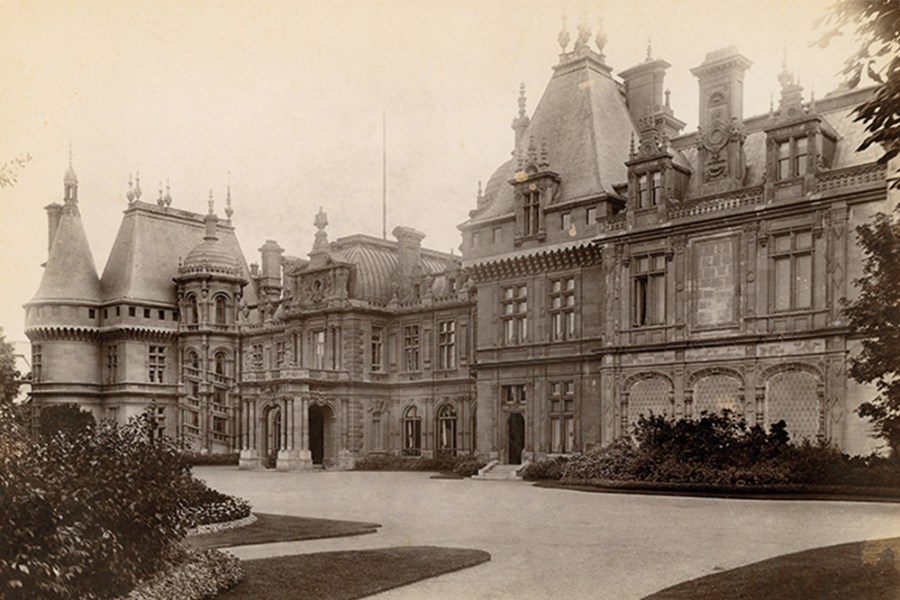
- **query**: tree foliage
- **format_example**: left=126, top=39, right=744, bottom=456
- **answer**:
left=816, top=0, right=900, bottom=175
left=0, top=328, right=21, bottom=405
left=844, top=205, right=900, bottom=456
left=38, top=404, right=95, bottom=442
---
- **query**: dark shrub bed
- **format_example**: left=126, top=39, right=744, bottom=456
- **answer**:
left=183, top=452, right=240, bottom=467
left=560, top=412, right=900, bottom=493
left=522, top=456, right=572, bottom=481
left=354, top=453, right=484, bottom=475
left=117, top=548, right=243, bottom=600
left=182, top=479, right=252, bottom=527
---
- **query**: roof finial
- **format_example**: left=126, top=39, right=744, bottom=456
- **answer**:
left=313, top=206, right=329, bottom=252
left=517, top=82, right=527, bottom=119
left=539, top=138, right=550, bottom=169
left=208, top=189, right=214, bottom=215
left=63, top=143, right=78, bottom=187
left=164, top=179, right=172, bottom=207
left=574, top=12, right=591, bottom=52
left=665, top=89, right=671, bottom=109
left=558, top=15, right=571, bottom=53
left=645, top=37, right=653, bottom=62
left=157, top=181, right=164, bottom=206
left=126, top=173, right=135, bottom=203
left=225, top=171, right=234, bottom=220
left=778, top=43, right=793, bottom=88
left=134, top=172, right=142, bottom=200
left=769, top=93, right=775, bottom=117
left=629, top=132, right=636, bottom=159
left=594, top=17, right=607, bottom=60
left=476, top=180, right=484, bottom=203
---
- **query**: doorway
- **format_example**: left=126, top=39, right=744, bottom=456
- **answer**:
left=308, top=403, right=333, bottom=466
left=263, top=405, right=281, bottom=469
left=508, top=412, right=525, bottom=465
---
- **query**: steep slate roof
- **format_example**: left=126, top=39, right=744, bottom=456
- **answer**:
left=467, top=52, right=637, bottom=225
left=100, top=202, right=258, bottom=306
left=30, top=204, right=101, bottom=304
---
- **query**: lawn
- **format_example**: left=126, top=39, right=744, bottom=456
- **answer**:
left=187, top=513, right=380, bottom=550
left=644, top=537, right=900, bottom=600
left=218, top=546, right=491, bottom=600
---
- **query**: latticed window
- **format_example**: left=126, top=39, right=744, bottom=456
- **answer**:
left=523, top=190, right=541, bottom=236
left=31, top=344, right=42, bottom=382
left=627, top=377, right=672, bottom=429
left=502, top=384, right=526, bottom=405
left=501, top=284, right=528, bottom=344
left=437, top=404, right=458, bottom=454
left=549, top=381, right=575, bottom=453
left=776, top=136, right=808, bottom=180
left=403, top=325, right=420, bottom=371
left=766, top=371, right=820, bottom=440
left=148, top=345, right=166, bottom=383
left=771, top=230, right=813, bottom=312
left=213, top=416, right=227, bottom=434
left=633, top=254, right=666, bottom=327
left=549, top=277, right=576, bottom=341
left=693, top=375, right=741, bottom=418
left=438, top=320, right=456, bottom=370
left=252, top=344, right=264, bottom=370
left=371, top=327, right=383, bottom=372
left=371, top=411, right=383, bottom=450
left=106, top=345, right=118, bottom=383
left=275, top=341, right=285, bottom=368
left=403, top=406, right=422, bottom=456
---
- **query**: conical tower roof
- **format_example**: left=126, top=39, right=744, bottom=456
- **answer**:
left=31, top=202, right=101, bottom=303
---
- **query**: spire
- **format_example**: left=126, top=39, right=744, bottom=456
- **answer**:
left=312, top=207, right=329, bottom=253
left=63, top=147, right=78, bottom=205
left=225, top=171, right=234, bottom=220
left=208, top=189, right=214, bottom=215
left=511, top=82, right=530, bottom=150
left=476, top=180, right=486, bottom=208
left=645, top=37, right=653, bottom=62
left=558, top=15, right=570, bottom=53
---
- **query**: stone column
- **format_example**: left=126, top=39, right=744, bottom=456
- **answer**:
left=239, top=398, right=261, bottom=469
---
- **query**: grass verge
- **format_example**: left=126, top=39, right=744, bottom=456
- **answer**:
left=644, top=537, right=900, bottom=600
left=218, top=546, right=491, bottom=600
left=186, top=513, right=380, bottom=550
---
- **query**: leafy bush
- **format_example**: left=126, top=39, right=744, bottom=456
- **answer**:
left=0, top=410, right=195, bottom=599
left=38, top=403, right=96, bottom=441
left=452, top=458, right=487, bottom=477
left=117, top=548, right=243, bottom=600
left=354, top=453, right=480, bottom=473
left=522, top=456, right=572, bottom=481
left=182, top=452, right=240, bottom=467
left=182, top=479, right=251, bottom=527
left=560, top=411, right=900, bottom=492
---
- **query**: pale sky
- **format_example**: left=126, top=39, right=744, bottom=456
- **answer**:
left=0, top=0, right=858, bottom=342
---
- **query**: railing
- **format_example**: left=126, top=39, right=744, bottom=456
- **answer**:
left=669, top=186, right=765, bottom=220
left=815, top=163, right=885, bottom=193
left=596, top=213, right=626, bottom=233
left=246, top=367, right=350, bottom=382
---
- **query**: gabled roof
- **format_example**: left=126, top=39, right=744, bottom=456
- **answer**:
left=30, top=204, right=100, bottom=304
left=466, top=52, right=637, bottom=225
left=100, top=202, right=257, bottom=306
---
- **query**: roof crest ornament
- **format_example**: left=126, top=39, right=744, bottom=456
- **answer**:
left=312, top=207, right=330, bottom=253
left=164, top=180, right=172, bottom=207
left=225, top=171, right=234, bottom=220
left=574, top=12, right=591, bottom=53
left=476, top=180, right=486, bottom=208
left=645, top=37, right=653, bottom=62
left=517, top=82, right=527, bottom=119
left=594, top=17, right=607, bottom=61
left=126, top=173, right=135, bottom=204
left=157, top=181, right=164, bottom=206
left=134, top=172, right=142, bottom=200
left=558, top=15, right=571, bottom=53
left=208, top=189, right=214, bottom=215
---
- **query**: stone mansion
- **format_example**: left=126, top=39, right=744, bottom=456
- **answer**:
left=24, top=27, right=892, bottom=468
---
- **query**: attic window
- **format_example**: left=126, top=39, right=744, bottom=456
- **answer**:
left=523, top=190, right=541, bottom=236
left=586, top=207, right=597, bottom=224
left=128, top=306, right=136, bottom=317
left=88, top=308, right=96, bottom=319
left=143, top=308, right=151, bottom=318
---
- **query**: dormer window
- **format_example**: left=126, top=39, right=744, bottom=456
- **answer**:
left=523, top=189, right=541, bottom=236
left=637, top=172, right=662, bottom=209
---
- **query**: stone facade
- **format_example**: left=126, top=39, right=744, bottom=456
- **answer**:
left=25, top=28, right=893, bottom=468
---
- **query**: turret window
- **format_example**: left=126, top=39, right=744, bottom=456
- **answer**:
left=215, top=296, right=227, bottom=326
left=186, top=295, right=199, bottom=325
left=523, top=190, right=541, bottom=236
left=106, top=345, right=118, bottom=383
left=32, top=345, right=42, bottom=382
left=148, top=345, right=166, bottom=383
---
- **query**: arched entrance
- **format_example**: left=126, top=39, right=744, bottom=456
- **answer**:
left=508, top=412, right=525, bottom=465
left=262, top=405, right=282, bottom=469
left=308, top=403, right=334, bottom=467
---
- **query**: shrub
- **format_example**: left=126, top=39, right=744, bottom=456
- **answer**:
left=117, top=548, right=243, bottom=600
left=182, top=452, right=240, bottom=467
left=182, top=479, right=251, bottom=527
left=0, top=410, right=196, bottom=599
left=354, top=453, right=481, bottom=473
left=452, top=458, right=487, bottom=477
left=38, top=403, right=96, bottom=442
left=522, top=456, right=572, bottom=481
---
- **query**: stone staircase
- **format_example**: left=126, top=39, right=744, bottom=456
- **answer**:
left=472, top=460, right=528, bottom=481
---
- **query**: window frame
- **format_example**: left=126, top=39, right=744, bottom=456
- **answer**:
left=775, top=135, right=810, bottom=181
left=437, top=319, right=456, bottom=370
left=148, top=344, right=166, bottom=383
left=632, top=253, right=667, bottom=327
left=549, top=380, right=576, bottom=454
left=770, top=229, right=814, bottom=313
left=403, top=324, right=421, bottom=372
left=522, top=189, right=541, bottom=237
left=501, top=284, right=528, bottom=345
left=549, top=276, right=577, bottom=341
left=370, top=326, right=384, bottom=373
left=402, top=406, right=422, bottom=456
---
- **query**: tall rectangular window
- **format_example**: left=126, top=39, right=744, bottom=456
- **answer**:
left=772, top=230, right=813, bottom=312
left=438, top=320, right=456, bottom=370
left=252, top=344, right=264, bottom=370
left=371, top=327, right=384, bottom=372
left=313, top=330, right=326, bottom=369
left=586, top=206, right=597, bottom=224
left=776, top=136, right=808, bottom=180
left=650, top=172, right=662, bottom=206
left=492, top=226, right=502, bottom=244
left=275, top=341, right=285, bottom=368
left=32, top=344, right=42, bottom=382
left=549, top=276, right=576, bottom=341
left=549, top=381, right=575, bottom=453
left=106, top=345, right=118, bottom=383
left=561, top=212, right=572, bottom=232
left=403, top=325, right=420, bottom=371
left=633, top=255, right=667, bottom=327
left=795, top=137, right=808, bottom=177
left=777, top=141, right=791, bottom=180
left=523, top=190, right=541, bottom=236
left=471, top=231, right=480, bottom=249
left=148, top=345, right=166, bottom=383
left=638, top=174, right=649, bottom=208
left=501, top=284, right=528, bottom=344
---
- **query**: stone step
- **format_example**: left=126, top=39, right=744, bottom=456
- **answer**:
left=472, top=462, right=527, bottom=481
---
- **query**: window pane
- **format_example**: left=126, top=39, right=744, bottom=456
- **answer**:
left=566, top=278, right=575, bottom=291
left=774, top=257, right=791, bottom=311
left=551, top=418, right=561, bottom=453
left=654, top=255, right=666, bottom=270
left=638, top=257, right=649, bottom=272
left=566, top=418, right=575, bottom=452
left=552, top=280, right=561, bottom=293
left=653, top=274, right=666, bottom=324
left=795, top=254, right=812, bottom=309
left=774, top=234, right=791, bottom=253
left=795, top=231, right=812, bottom=249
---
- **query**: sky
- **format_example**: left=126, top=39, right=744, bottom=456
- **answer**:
left=0, top=0, right=860, bottom=343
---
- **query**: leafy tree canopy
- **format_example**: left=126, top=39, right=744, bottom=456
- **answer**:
left=816, top=0, right=900, bottom=182
left=0, top=328, right=21, bottom=405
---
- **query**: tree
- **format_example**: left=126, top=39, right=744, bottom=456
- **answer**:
left=844, top=205, right=900, bottom=457
left=0, top=329, right=20, bottom=405
left=816, top=0, right=900, bottom=183
left=38, top=404, right=95, bottom=441
left=0, top=154, right=31, bottom=189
